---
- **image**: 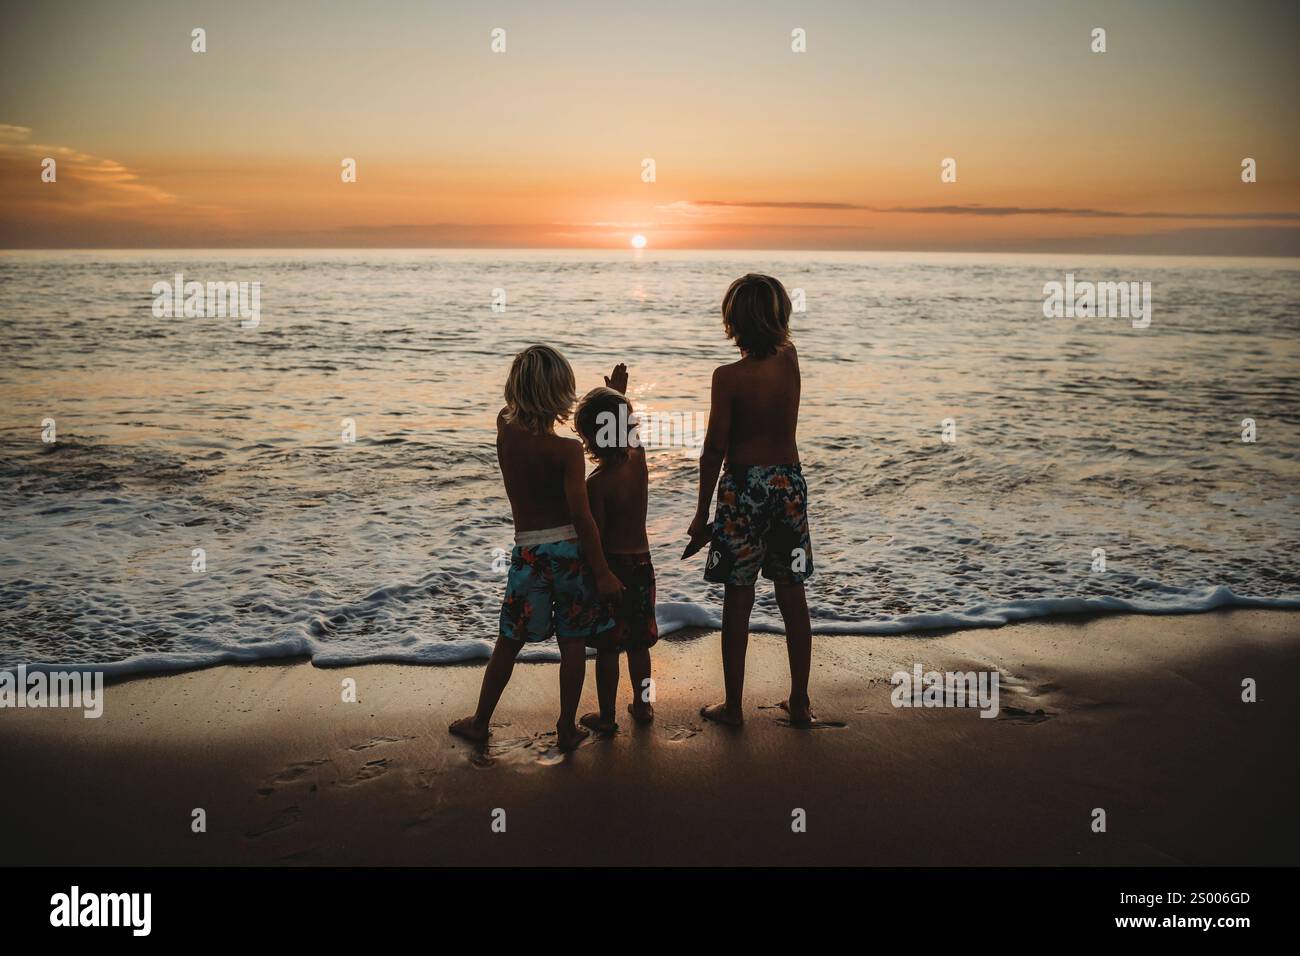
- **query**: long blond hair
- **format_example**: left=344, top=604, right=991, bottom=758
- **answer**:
left=503, top=345, right=577, bottom=433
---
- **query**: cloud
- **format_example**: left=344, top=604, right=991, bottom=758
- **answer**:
left=669, top=199, right=1300, bottom=222
left=882, top=205, right=1300, bottom=221
left=677, top=199, right=870, bottom=211
left=0, top=124, right=178, bottom=208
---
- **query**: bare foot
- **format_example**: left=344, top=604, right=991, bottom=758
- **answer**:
left=779, top=699, right=816, bottom=727
left=700, top=702, right=743, bottom=726
left=580, top=712, right=618, bottom=734
left=628, top=702, right=655, bottom=724
left=449, top=715, right=490, bottom=744
left=556, top=722, right=591, bottom=751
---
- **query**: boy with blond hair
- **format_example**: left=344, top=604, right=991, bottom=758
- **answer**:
left=450, top=345, right=623, bottom=751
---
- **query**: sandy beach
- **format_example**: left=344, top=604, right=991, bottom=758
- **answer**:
left=2, top=608, right=1296, bottom=867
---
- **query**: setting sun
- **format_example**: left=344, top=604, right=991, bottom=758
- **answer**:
left=630, top=234, right=647, bottom=249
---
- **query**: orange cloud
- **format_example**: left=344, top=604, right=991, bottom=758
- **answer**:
left=0, top=125, right=244, bottom=245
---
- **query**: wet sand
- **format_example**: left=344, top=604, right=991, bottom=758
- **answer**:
left=2, top=608, right=1297, bottom=866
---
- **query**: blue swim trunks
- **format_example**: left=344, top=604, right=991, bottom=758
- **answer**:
left=500, top=534, right=615, bottom=643
left=704, top=464, right=814, bottom=587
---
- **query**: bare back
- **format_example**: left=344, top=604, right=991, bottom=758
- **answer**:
left=496, top=409, right=576, bottom=532
left=587, top=446, right=650, bottom=554
left=718, top=344, right=801, bottom=466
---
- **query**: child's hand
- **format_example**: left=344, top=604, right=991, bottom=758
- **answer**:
left=681, top=512, right=713, bottom=560
left=604, top=363, right=628, bottom=394
left=596, top=570, right=625, bottom=600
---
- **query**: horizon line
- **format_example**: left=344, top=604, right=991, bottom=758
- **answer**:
left=2, top=245, right=1299, bottom=261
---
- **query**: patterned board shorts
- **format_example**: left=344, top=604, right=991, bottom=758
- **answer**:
left=587, top=552, right=659, bottom=650
left=500, top=539, right=615, bottom=643
left=704, top=463, right=814, bottom=587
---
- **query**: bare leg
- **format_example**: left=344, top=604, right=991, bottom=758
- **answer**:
left=450, top=636, right=523, bottom=742
left=581, top=647, right=620, bottom=732
left=626, top=646, right=654, bottom=722
left=556, top=637, right=591, bottom=750
left=774, top=579, right=813, bottom=724
left=701, top=584, right=753, bottom=726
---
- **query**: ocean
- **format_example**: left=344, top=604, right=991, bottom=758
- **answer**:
left=1, top=249, right=1298, bottom=674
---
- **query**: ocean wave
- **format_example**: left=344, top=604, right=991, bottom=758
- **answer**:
left=13, top=585, right=1300, bottom=678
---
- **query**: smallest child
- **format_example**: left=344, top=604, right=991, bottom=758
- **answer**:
left=574, top=363, right=658, bottom=730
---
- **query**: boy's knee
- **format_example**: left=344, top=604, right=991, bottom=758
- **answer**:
left=724, top=583, right=756, bottom=607
left=496, top=635, right=525, bottom=657
left=773, top=580, right=806, bottom=609
left=556, top=636, right=586, bottom=658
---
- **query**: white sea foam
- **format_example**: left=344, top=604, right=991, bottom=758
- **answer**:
left=15, top=587, right=1300, bottom=676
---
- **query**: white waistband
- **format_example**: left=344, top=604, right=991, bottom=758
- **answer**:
left=515, top=524, right=578, bottom=547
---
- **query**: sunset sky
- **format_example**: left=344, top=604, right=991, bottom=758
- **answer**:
left=1, top=0, right=1298, bottom=253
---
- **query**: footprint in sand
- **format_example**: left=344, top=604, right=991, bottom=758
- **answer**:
left=459, top=726, right=592, bottom=767
left=998, top=706, right=1054, bottom=723
left=1001, top=674, right=1059, bottom=700
left=777, top=716, right=848, bottom=729
left=402, top=809, right=440, bottom=832
left=257, top=758, right=329, bottom=796
left=759, top=702, right=847, bottom=729
left=532, top=731, right=571, bottom=765
left=998, top=672, right=1062, bottom=721
left=532, top=729, right=604, bottom=763
left=414, top=768, right=444, bottom=788
left=491, top=735, right=536, bottom=756
left=467, top=735, right=534, bottom=768
left=245, top=804, right=302, bottom=839
left=348, top=734, right=414, bottom=752
left=342, top=757, right=392, bottom=784
left=664, top=723, right=701, bottom=741
left=275, top=847, right=316, bottom=863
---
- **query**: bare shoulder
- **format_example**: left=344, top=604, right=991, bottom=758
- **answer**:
left=553, top=434, right=585, bottom=461
left=587, top=464, right=613, bottom=493
left=616, top=445, right=649, bottom=481
left=712, top=361, right=740, bottom=387
left=495, top=409, right=516, bottom=450
left=779, top=342, right=801, bottom=379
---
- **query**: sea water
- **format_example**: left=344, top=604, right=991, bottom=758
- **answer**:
left=1, top=249, right=1297, bottom=673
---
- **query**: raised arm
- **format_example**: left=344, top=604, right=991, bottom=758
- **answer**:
left=604, top=362, right=628, bottom=394
left=562, top=440, right=623, bottom=598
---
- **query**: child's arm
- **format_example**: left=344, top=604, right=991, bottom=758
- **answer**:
left=563, top=441, right=624, bottom=598
left=604, top=362, right=628, bottom=394
left=685, top=366, right=730, bottom=557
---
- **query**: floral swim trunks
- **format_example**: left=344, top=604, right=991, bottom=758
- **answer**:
left=704, top=464, right=814, bottom=587
left=500, top=533, right=615, bottom=643
left=587, top=552, right=658, bottom=650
